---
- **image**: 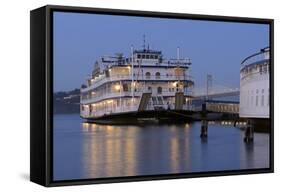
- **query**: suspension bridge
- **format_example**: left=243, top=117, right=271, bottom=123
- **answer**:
left=191, top=74, right=240, bottom=115
left=193, top=74, right=240, bottom=99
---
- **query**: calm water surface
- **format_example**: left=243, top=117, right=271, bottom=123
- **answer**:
left=53, top=114, right=269, bottom=181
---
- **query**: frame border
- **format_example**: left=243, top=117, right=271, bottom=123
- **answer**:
left=32, top=4, right=274, bottom=187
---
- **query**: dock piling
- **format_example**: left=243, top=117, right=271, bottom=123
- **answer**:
left=200, top=120, right=208, bottom=138
left=244, top=119, right=254, bottom=142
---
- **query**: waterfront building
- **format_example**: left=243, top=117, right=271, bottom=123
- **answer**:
left=239, top=47, right=270, bottom=118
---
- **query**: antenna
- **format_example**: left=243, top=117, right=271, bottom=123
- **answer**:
left=131, top=45, right=134, bottom=99
left=143, top=34, right=146, bottom=50
left=206, top=74, right=213, bottom=100
left=177, top=47, right=180, bottom=60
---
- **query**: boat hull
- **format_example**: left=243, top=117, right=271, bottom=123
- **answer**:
left=82, top=109, right=240, bottom=125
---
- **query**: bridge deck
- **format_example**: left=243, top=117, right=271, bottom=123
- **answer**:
left=205, top=100, right=239, bottom=114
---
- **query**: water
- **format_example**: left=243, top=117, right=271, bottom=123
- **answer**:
left=53, top=114, right=270, bottom=181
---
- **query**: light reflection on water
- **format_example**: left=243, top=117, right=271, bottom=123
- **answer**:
left=53, top=114, right=269, bottom=181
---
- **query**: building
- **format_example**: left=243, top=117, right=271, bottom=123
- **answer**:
left=239, top=47, right=270, bottom=131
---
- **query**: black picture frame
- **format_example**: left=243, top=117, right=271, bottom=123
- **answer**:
left=30, top=4, right=274, bottom=187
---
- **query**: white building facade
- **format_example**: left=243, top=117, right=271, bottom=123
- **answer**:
left=239, top=47, right=270, bottom=118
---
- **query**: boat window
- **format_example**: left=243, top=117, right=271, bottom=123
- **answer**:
left=155, top=72, right=161, bottom=79
left=137, top=54, right=141, bottom=59
left=259, top=65, right=263, bottom=74
left=123, top=83, right=128, bottom=92
left=256, top=95, right=259, bottom=106
left=268, top=89, right=269, bottom=106
left=263, top=65, right=268, bottom=73
left=146, top=54, right=150, bottom=59
left=157, top=87, right=162, bottom=94
left=145, top=72, right=151, bottom=79
left=142, top=54, right=145, bottom=59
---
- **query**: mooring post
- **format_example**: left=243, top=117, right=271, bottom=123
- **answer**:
left=200, top=103, right=208, bottom=138
left=244, top=119, right=254, bottom=142
left=200, top=120, right=208, bottom=138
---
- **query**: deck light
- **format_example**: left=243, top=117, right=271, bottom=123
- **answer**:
left=172, top=81, right=178, bottom=87
left=114, top=84, right=121, bottom=91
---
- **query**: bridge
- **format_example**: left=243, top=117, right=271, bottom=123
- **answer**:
left=193, top=74, right=239, bottom=98
left=194, top=89, right=239, bottom=99
left=187, top=75, right=255, bottom=142
left=191, top=74, right=240, bottom=114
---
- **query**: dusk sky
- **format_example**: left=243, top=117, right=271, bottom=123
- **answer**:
left=53, top=11, right=269, bottom=92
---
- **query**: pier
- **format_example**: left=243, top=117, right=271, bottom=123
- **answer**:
left=80, top=47, right=270, bottom=144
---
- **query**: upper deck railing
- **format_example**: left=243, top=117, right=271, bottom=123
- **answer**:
left=82, top=74, right=194, bottom=92
left=99, top=57, right=191, bottom=69
left=241, top=47, right=270, bottom=69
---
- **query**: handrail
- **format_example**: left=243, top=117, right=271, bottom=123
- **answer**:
left=241, top=47, right=270, bottom=68
left=82, top=74, right=194, bottom=92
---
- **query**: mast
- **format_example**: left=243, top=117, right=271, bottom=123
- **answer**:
left=206, top=74, right=213, bottom=100
left=143, top=34, right=146, bottom=50
left=177, top=46, right=180, bottom=60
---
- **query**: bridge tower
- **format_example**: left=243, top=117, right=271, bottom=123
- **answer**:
left=206, top=74, right=213, bottom=100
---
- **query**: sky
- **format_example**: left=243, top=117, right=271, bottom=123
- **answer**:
left=53, top=11, right=269, bottom=92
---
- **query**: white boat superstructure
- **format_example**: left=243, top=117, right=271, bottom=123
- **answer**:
left=239, top=47, right=270, bottom=119
left=80, top=45, right=194, bottom=119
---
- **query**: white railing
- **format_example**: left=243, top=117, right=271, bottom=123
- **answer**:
left=240, top=65, right=269, bottom=81
left=81, top=102, right=195, bottom=118
left=241, top=49, right=269, bottom=69
left=81, top=90, right=192, bottom=104
left=84, top=105, right=139, bottom=118
left=82, top=74, right=193, bottom=92
left=81, top=91, right=140, bottom=104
